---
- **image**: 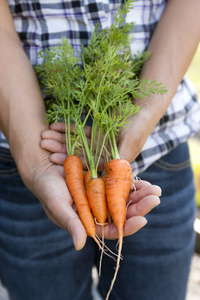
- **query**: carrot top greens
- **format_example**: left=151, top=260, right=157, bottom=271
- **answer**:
left=35, top=0, right=167, bottom=171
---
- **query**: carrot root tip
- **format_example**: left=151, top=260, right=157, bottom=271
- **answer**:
left=105, top=236, right=123, bottom=300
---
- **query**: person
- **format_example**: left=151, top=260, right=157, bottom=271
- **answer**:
left=0, top=0, right=199, bottom=299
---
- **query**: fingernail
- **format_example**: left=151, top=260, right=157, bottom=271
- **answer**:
left=72, top=235, right=78, bottom=251
left=143, top=218, right=148, bottom=226
left=152, top=198, right=161, bottom=209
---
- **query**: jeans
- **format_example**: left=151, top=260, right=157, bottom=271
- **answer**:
left=0, top=143, right=196, bottom=300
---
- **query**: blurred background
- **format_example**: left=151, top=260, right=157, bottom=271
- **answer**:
left=186, top=44, right=200, bottom=300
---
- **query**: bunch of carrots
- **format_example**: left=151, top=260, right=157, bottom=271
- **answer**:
left=35, top=1, right=167, bottom=299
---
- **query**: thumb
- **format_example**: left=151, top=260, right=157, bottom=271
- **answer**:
left=118, top=140, right=139, bottom=164
left=118, top=129, right=145, bottom=164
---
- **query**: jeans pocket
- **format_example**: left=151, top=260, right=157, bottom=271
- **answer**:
left=154, top=158, right=191, bottom=171
left=153, top=142, right=191, bottom=172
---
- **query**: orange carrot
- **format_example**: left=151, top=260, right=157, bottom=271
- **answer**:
left=84, top=171, right=107, bottom=224
left=84, top=170, right=92, bottom=188
left=86, top=175, right=108, bottom=275
left=100, top=173, right=112, bottom=223
left=64, top=155, right=101, bottom=245
left=86, top=177, right=107, bottom=224
left=84, top=170, right=100, bottom=189
left=105, top=158, right=132, bottom=300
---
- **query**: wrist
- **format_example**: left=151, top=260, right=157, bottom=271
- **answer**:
left=9, top=121, right=51, bottom=191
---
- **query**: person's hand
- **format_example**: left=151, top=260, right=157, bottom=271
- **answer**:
left=32, top=161, right=88, bottom=250
left=95, top=179, right=161, bottom=238
left=41, top=122, right=105, bottom=171
left=117, top=96, right=166, bottom=164
left=40, top=126, right=161, bottom=248
left=33, top=159, right=161, bottom=249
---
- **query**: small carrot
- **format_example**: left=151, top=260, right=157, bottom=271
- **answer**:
left=105, top=158, right=132, bottom=300
left=86, top=177, right=108, bottom=225
left=84, top=170, right=92, bottom=188
left=85, top=171, right=109, bottom=275
left=84, top=171, right=108, bottom=225
left=64, top=155, right=101, bottom=247
left=100, top=172, right=112, bottom=223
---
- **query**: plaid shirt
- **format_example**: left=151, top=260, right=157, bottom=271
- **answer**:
left=1, top=0, right=200, bottom=175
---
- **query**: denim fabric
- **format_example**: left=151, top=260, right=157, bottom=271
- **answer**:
left=0, top=148, right=96, bottom=300
left=0, top=143, right=196, bottom=300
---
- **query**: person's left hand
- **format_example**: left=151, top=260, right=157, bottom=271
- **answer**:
left=95, top=179, right=161, bottom=238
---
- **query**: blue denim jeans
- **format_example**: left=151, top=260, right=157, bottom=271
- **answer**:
left=0, top=143, right=196, bottom=300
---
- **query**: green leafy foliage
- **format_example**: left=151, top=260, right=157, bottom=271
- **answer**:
left=35, top=0, right=167, bottom=168
left=35, top=38, right=87, bottom=155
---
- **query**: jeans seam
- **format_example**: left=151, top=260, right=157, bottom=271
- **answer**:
left=0, top=168, right=18, bottom=173
left=0, top=168, right=18, bottom=177
left=0, top=157, right=14, bottom=162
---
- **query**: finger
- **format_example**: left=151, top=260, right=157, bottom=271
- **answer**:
left=123, top=216, right=147, bottom=236
left=96, top=216, right=147, bottom=239
left=41, top=129, right=66, bottom=143
left=50, top=122, right=92, bottom=138
left=41, top=139, right=67, bottom=153
left=50, top=153, right=67, bottom=165
left=126, top=195, right=160, bottom=219
left=50, top=122, right=66, bottom=132
left=128, top=183, right=162, bottom=203
left=132, top=179, right=151, bottom=189
left=50, top=122, right=77, bottom=135
left=50, top=153, right=88, bottom=171
left=42, top=129, right=92, bottom=153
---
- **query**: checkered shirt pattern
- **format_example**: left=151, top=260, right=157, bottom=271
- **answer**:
left=1, top=0, right=200, bottom=175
